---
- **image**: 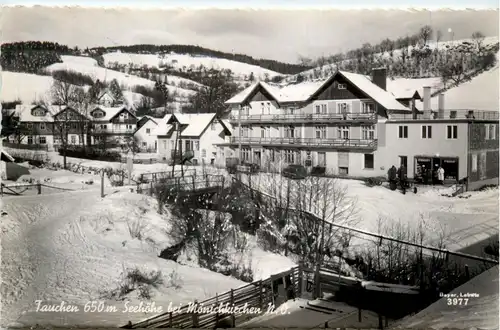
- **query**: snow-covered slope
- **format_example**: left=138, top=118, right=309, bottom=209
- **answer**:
left=393, top=265, right=499, bottom=330
left=287, top=36, right=499, bottom=83
left=103, top=51, right=284, bottom=82
left=1, top=71, right=55, bottom=104
left=60, top=55, right=99, bottom=67
left=1, top=183, right=297, bottom=327
left=416, top=54, right=500, bottom=111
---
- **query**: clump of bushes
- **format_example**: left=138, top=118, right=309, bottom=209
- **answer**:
left=364, top=176, right=384, bottom=187
left=58, top=146, right=121, bottom=162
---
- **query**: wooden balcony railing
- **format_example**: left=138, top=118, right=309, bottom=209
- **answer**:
left=227, top=137, right=378, bottom=149
left=229, top=112, right=377, bottom=123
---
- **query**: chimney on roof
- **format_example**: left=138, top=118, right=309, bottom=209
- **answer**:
left=371, top=68, right=387, bottom=91
left=423, top=86, right=431, bottom=119
left=438, top=93, right=445, bottom=119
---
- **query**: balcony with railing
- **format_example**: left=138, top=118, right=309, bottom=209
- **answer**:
left=223, top=136, right=378, bottom=150
left=390, top=109, right=499, bottom=121
left=92, top=127, right=136, bottom=135
left=228, top=112, right=377, bottom=124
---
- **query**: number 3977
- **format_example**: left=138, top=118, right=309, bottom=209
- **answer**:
left=447, top=298, right=469, bottom=306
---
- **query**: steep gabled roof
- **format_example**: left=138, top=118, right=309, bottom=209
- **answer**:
left=1, top=149, right=15, bottom=162
left=157, top=113, right=229, bottom=138
left=225, top=71, right=411, bottom=112
left=309, top=71, right=411, bottom=112
left=90, top=105, right=135, bottom=122
left=14, top=104, right=65, bottom=122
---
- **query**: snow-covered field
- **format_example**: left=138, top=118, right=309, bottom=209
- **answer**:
left=0, top=187, right=296, bottom=327
left=102, top=51, right=284, bottom=81
left=60, top=55, right=99, bottom=67
left=239, top=173, right=499, bottom=253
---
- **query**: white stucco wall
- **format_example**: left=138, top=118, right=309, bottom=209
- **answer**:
left=134, top=120, right=158, bottom=151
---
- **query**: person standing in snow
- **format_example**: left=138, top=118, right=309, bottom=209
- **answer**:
left=437, top=166, right=445, bottom=184
left=388, top=165, right=397, bottom=182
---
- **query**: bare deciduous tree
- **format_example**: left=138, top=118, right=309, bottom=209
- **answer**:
left=471, top=31, right=486, bottom=50
left=419, top=25, right=433, bottom=46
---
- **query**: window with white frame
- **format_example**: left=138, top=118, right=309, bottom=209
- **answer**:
left=285, top=126, right=297, bottom=138
left=486, top=124, right=496, bottom=140
left=261, top=126, right=266, bottom=138
left=315, top=104, right=327, bottom=114
left=71, top=136, right=76, bottom=144
left=146, top=128, right=151, bottom=134
left=39, top=136, right=47, bottom=144
left=242, top=126, right=249, bottom=138
left=266, top=102, right=271, bottom=114
left=398, top=125, right=408, bottom=139
left=163, top=141, right=167, bottom=149
left=315, top=125, right=327, bottom=139
left=337, top=126, right=350, bottom=139
left=285, top=150, right=295, bottom=163
left=27, top=123, right=33, bottom=129
left=485, top=124, right=490, bottom=140
left=27, top=136, right=33, bottom=144
left=421, top=125, right=432, bottom=139
left=195, top=140, right=200, bottom=151
left=337, top=102, right=350, bottom=113
left=40, top=123, right=46, bottom=130
left=338, top=83, right=347, bottom=89
left=447, top=125, right=458, bottom=139
left=142, top=142, right=147, bottom=147
left=491, top=124, right=497, bottom=140
left=471, top=154, right=478, bottom=172
left=362, top=102, right=375, bottom=113
left=202, top=149, right=207, bottom=157
left=289, top=107, right=295, bottom=115
left=261, top=102, right=265, bottom=114
left=244, top=106, right=250, bottom=116
left=170, top=140, right=174, bottom=149
left=242, top=148, right=250, bottom=161
left=362, top=125, right=375, bottom=140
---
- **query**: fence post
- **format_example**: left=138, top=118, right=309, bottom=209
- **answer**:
left=136, top=182, right=140, bottom=194
left=297, top=263, right=303, bottom=297
left=259, top=280, right=263, bottom=309
left=150, top=181, right=153, bottom=196
left=37, top=181, right=42, bottom=195
left=215, top=292, right=219, bottom=326
left=230, top=289, right=235, bottom=327
left=101, top=172, right=104, bottom=198
left=358, top=307, right=362, bottom=322
left=168, top=311, right=173, bottom=328
left=192, top=300, right=199, bottom=327
left=192, top=175, right=196, bottom=191
left=314, top=263, right=321, bottom=299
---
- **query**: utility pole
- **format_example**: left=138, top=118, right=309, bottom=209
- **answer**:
left=238, top=104, right=243, bottom=165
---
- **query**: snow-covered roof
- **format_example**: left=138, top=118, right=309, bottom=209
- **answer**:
left=393, top=266, right=499, bottom=330
left=337, top=71, right=411, bottom=111
left=225, top=71, right=411, bottom=111
left=14, top=104, right=65, bottom=122
left=386, top=77, right=442, bottom=101
left=225, top=82, right=259, bottom=104
left=90, top=105, right=132, bottom=121
left=152, top=114, right=173, bottom=136
left=1, top=149, right=15, bottom=162
left=175, top=113, right=217, bottom=137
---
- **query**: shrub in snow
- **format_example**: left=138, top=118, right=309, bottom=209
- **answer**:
left=127, top=218, right=148, bottom=240
left=102, top=267, right=164, bottom=301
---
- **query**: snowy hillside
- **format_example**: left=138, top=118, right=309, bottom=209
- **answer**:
left=416, top=53, right=500, bottom=111
left=0, top=71, right=146, bottom=109
left=286, top=36, right=500, bottom=83
left=60, top=55, right=99, bottom=67
left=103, top=51, right=284, bottom=83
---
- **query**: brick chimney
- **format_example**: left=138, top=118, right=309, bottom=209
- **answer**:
left=372, top=68, right=387, bottom=91
left=423, top=86, right=431, bottom=119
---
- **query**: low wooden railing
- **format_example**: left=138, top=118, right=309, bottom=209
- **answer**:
left=229, top=112, right=377, bottom=123
left=227, top=137, right=378, bottom=149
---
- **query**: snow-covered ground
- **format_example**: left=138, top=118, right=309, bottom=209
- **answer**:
left=60, top=55, right=99, bottom=67
left=102, top=51, right=284, bottom=82
left=0, top=188, right=297, bottom=327
left=393, top=265, right=499, bottom=330
left=239, top=173, right=499, bottom=253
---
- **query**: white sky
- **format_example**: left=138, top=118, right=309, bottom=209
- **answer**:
left=2, top=7, right=499, bottom=63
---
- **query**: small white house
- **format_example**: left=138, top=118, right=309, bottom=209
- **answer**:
left=134, top=116, right=159, bottom=152
left=156, top=113, right=232, bottom=165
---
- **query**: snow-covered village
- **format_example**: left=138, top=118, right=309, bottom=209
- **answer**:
left=0, top=6, right=499, bottom=330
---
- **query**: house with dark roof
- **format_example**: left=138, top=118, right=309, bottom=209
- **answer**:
left=220, top=68, right=499, bottom=188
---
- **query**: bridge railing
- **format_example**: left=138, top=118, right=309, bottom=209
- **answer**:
left=136, top=174, right=226, bottom=195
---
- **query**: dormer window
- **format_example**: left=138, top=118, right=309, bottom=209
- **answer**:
left=92, top=110, right=105, bottom=118
left=338, top=83, right=347, bottom=90
left=32, top=108, right=45, bottom=116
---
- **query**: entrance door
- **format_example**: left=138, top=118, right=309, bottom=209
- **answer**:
left=441, top=158, right=459, bottom=181
left=253, top=151, right=261, bottom=166
left=318, top=152, right=326, bottom=167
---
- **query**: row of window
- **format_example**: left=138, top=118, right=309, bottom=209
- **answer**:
left=242, top=125, right=376, bottom=140
left=240, top=100, right=375, bottom=116
left=26, top=135, right=80, bottom=145
left=165, top=139, right=209, bottom=157
left=485, top=124, right=498, bottom=140
left=398, top=125, right=459, bottom=140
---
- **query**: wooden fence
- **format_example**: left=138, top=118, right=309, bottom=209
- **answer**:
left=1, top=182, right=75, bottom=196
left=137, top=169, right=197, bottom=184
left=3, top=142, right=49, bottom=151
left=125, top=266, right=302, bottom=329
